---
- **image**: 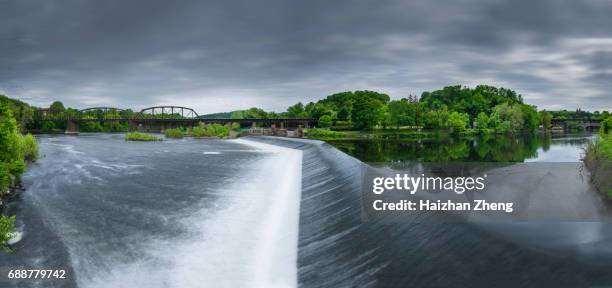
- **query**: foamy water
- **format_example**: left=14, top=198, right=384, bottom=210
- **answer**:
left=80, top=138, right=302, bottom=288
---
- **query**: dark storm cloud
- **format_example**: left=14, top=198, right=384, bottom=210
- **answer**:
left=0, top=0, right=611, bottom=113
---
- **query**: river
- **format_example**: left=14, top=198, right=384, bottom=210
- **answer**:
left=2, top=133, right=612, bottom=287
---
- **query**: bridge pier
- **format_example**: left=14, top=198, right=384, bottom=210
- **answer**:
left=128, top=120, right=142, bottom=132
left=65, top=120, right=79, bottom=135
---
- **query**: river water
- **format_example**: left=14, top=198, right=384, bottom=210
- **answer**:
left=1, top=134, right=302, bottom=288
left=2, top=133, right=612, bottom=287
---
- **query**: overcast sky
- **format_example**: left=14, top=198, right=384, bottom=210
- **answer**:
left=1, top=0, right=611, bottom=113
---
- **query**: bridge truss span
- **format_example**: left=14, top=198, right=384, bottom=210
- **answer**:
left=140, top=106, right=199, bottom=119
left=78, top=107, right=126, bottom=113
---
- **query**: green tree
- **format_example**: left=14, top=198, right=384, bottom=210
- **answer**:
left=447, top=112, right=469, bottom=132
left=50, top=101, right=65, bottom=112
left=423, top=106, right=450, bottom=129
left=0, top=102, right=25, bottom=195
left=243, top=108, right=268, bottom=119
left=492, top=103, right=524, bottom=133
left=286, top=102, right=305, bottom=118
left=318, top=115, right=332, bottom=128
left=539, top=110, right=552, bottom=130
left=388, top=99, right=415, bottom=129
left=230, top=110, right=245, bottom=119
left=351, top=95, right=384, bottom=130
left=520, top=104, right=540, bottom=131
left=476, top=112, right=490, bottom=130
left=420, top=85, right=523, bottom=119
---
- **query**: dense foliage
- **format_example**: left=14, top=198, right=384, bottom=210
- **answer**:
left=601, top=117, right=612, bottom=136
left=80, top=121, right=128, bottom=132
left=584, top=118, right=612, bottom=200
left=420, top=85, right=523, bottom=118
left=594, top=116, right=612, bottom=161
left=306, top=128, right=345, bottom=140
left=0, top=101, right=39, bottom=251
left=0, top=215, right=16, bottom=252
left=125, top=132, right=162, bottom=141
left=0, top=95, right=35, bottom=130
left=550, top=109, right=610, bottom=120
left=318, top=115, right=332, bottom=128
left=23, top=133, right=38, bottom=161
left=191, top=123, right=230, bottom=138
left=276, top=86, right=546, bottom=133
left=6, top=86, right=611, bottom=135
left=1, top=103, right=26, bottom=194
left=164, top=128, right=185, bottom=138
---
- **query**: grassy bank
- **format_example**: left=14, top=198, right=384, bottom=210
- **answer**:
left=164, top=128, right=185, bottom=139
left=0, top=215, right=16, bottom=252
left=163, top=123, right=236, bottom=139
left=305, top=124, right=545, bottom=141
left=584, top=134, right=612, bottom=199
left=125, top=132, right=162, bottom=141
left=306, top=128, right=453, bottom=141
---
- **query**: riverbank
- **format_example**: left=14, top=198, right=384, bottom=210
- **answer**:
left=306, top=128, right=439, bottom=140
left=0, top=103, right=40, bottom=250
left=584, top=134, right=612, bottom=200
left=305, top=127, right=555, bottom=141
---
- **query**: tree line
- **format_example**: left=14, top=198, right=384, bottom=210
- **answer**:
left=272, top=85, right=603, bottom=133
left=213, top=85, right=608, bottom=133
left=3, top=85, right=611, bottom=134
left=0, top=99, right=39, bottom=251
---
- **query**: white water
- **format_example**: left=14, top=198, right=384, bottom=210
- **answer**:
left=83, top=139, right=303, bottom=288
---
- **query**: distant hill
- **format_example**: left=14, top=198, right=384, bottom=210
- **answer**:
left=197, top=112, right=232, bottom=119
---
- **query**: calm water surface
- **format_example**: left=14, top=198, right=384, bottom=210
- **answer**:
left=327, top=132, right=595, bottom=163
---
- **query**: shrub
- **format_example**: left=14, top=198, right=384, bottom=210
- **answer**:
left=331, top=120, right=353, bottom=131
left=0, top=164, right=9, bottom=197
left=447, top=112, right=469, bottom=133
left=23, top=133, right=38, bottom=161
left=192, top=123, right=229, bottom=138
left=191, top=125, right=206, bottom=137
left=0, top=104, right=21, bottom=165
left=307, top=128, right=345, bottom=140
left=476, top=112, right=489, bottom=130
left=125, top=132, right=162, bottom=141
left=164, top=128, right=185, bottom=139
left=601, top=116, right=612, bottom=136
left=584, top=135, right=612, bottom=201
left=0, top=102, right=26, bottom=193
left=319, top=115, right=332, bottom=128
left=1, top=214, right=16, bottom=252
left=597, top=134, right=612, bottom=160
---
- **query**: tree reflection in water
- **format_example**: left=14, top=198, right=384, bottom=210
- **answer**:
left=327, top=133, right=558, bottom=163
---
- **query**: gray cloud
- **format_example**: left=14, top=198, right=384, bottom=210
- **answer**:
left=1, top=0, right=611, bottom=113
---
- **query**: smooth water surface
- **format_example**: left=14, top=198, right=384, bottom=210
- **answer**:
left=327, top=133, right=595, bottom=163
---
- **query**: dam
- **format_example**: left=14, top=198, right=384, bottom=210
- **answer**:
left=1, top=134, right=612, bottom=287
